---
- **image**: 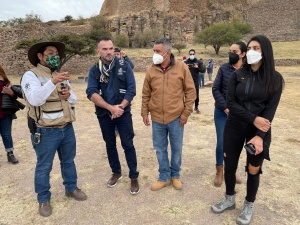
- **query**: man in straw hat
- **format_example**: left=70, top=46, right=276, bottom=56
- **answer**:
left=21, top=41, right=87, bottom=217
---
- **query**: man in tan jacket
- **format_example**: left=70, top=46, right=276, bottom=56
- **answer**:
left=141, top=38, right=196, bottom=191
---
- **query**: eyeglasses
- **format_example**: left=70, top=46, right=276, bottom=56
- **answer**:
left=189, top=54, right=195, bottom=55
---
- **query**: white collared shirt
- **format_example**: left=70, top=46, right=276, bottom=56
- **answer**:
left=21, top=71, right=77, bottom=106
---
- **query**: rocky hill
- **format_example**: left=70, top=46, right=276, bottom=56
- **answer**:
left=100, top=0, right=300, bottom=43
left=0, top=0, right=299, bottom=76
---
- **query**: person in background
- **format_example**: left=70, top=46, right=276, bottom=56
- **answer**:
left=184, top=49, right=206, bottom=114
left=86, top=37, right=140, bottom=195
left=21, top=41, right=87, bottom=217
left=142, top=38, right=195, bottom=191
left=207, top=58, right=214, bottom=81
left=212, top=41, right=247, bottom=187
left=0, top=65, right=20, bottom=164
left=198, top=58, right=206, bottom=88
left=211, top=35, right=284, bottom=225
left=182, top=55, right=187, bottom=62
left=114, top=47, right=135, bottom=69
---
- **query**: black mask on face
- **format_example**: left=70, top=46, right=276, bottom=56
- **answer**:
left=228, top=52, right=240, bottom=65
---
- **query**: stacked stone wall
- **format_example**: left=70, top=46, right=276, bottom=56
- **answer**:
left=1, top=0, right=299, bottom=76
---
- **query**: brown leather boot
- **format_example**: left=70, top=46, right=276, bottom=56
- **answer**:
left=214, top=165, right=223, bottom=187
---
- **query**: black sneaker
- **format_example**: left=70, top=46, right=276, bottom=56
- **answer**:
left=107, top=173, right=122, bottom=187
left=130, top=178, right=140, bottom=195
left=7, top=152, right=19, bottom=164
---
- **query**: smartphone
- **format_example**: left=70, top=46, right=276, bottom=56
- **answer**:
left=244, top=143, right=255, bottom=155
left=34, top=133, right=41, bottom=144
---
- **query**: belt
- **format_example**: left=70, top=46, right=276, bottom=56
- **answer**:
left=36, top=123, right=70, bottom=129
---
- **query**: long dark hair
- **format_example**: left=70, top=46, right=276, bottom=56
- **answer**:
left=235, top=41, right=247, bottom=63
left=246, top=35, right=284, bottom=96
left=0, top=65, right=10, bottom=84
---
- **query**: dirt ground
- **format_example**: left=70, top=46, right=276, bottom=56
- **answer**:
left=0, top=71, right=299, bottom=225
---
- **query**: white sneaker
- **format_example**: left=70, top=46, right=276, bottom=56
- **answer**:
left=211, top=194, right=236, bottom=214
left=236, top=200, right=254, bottom=225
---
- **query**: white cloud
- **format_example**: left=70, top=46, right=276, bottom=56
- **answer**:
left=0, top=0, right=104, bottom=21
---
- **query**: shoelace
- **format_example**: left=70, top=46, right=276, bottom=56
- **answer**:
left=241, top=202, right=253, bottom=216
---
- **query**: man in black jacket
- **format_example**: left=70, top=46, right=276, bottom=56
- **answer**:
left=185, top=49, right=206, bottom=113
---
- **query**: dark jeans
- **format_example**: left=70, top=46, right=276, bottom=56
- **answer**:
left=97, top=111, right=139, bottom=179
left=223, top=117, right=264, bottom=202
left=31, top=123, right=78, bottom=203
left=0, top=116, right=14, bottom=152
left=214, top=107, right=227, bottom=166
left=198, top=73, right=205, bottom=87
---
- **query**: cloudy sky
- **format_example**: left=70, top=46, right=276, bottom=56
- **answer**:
left=0, top=0, right=105, bottom=22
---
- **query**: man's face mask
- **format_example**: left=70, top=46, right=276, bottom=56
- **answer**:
left=46, top=55, right=60, bottom=69
left=152, top=51, right=168, bottom=65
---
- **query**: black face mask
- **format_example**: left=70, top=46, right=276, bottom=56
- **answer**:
left=228, top=52, right=240, bottom=65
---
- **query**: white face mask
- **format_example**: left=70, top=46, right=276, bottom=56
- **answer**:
left=246, top=50, right=262, bottom=65
left=152, top=51, right=167, bottom=65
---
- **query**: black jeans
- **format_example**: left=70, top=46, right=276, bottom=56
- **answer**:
left=194, top=84, right=199, bottom=109
left=223, top=116, right=264, bottom=202
left=97, top=111, right=139, bottom=179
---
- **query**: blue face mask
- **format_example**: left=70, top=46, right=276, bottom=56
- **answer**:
left=189, top=55, right=195, bottom=60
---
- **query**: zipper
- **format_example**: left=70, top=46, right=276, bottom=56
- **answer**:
left=162, top=69, right=165, bottom=124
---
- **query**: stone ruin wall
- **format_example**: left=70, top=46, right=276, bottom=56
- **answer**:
left=1, top=0, right=299, bottom=76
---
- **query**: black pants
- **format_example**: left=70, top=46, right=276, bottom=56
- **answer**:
left=223, top=116, right=265, bottom=202
left=194, top=84, right=199, bottom=109
left=97, top=111, right=139, bottom=179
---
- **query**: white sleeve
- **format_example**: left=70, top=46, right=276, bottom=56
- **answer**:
left=21, top=71, right=58, bottom=106
left=66, top=81, right=77, bottom=105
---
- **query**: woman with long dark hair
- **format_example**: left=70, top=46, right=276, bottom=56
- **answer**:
left=212, top=41, right=247, bottom=187
left=211, top=35, right=284, bottom=225
left=0, top=65, right=19, bottom=164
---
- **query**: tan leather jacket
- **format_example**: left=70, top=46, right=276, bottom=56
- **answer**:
left=141, top=55, right=196, bottom=124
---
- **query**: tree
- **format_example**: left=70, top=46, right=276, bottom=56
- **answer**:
left=195, top=22, right=252, bottom=55
left=63, top=15, right=73, bottom=22
left=115, top=34, right=129, bottom=48
left=0, top=13, right=42, bottom=27
left=173, top=43, right=187, bottom=54
left=89, top=15, right=107, bottom=30
left=85, top=28, right=111, bottom=43
left=15, top=34, right=94, bottom=71
left=24, top=12, right=42, bottom=23
left=49, top=35, right=94, bottom=70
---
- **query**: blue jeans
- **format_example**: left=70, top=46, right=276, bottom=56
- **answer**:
left=0, top=116, right=14, bottom=152
left=31, top=123, right=78, bottom=203
left=97, top=111, right=139, bottom=179
left=198, top=73, right=205, bottom=87
left=152, top=117, right=184, bottom=182
left=214, top=107, right=227, bottom=166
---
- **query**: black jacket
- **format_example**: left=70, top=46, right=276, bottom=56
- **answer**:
left=226, top=66, right=283, bottom=159
left=212, top=63, right=235, bottom=110
left=1, top=85, right=25, bottom=117
left=185, top=58, right=206, bottom=84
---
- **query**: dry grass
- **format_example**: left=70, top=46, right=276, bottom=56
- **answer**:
left=0, top=66, right=299, bottom=225
left=122, top=41, right=300, bottom=60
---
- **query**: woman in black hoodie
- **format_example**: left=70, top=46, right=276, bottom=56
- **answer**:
left=211, top=35, right=284, bottom=225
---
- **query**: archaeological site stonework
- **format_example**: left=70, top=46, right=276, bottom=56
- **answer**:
left=0, top=0, right=299, bottom=76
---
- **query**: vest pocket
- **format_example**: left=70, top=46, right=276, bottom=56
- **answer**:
left=42, top=109, right=64, bottom=119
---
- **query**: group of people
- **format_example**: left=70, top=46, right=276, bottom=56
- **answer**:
left=0, top=34, right=283, bottom=225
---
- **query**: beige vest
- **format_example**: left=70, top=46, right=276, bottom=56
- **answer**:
left=25, top=64, right=76, bottom=127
